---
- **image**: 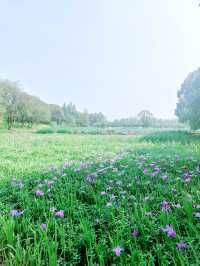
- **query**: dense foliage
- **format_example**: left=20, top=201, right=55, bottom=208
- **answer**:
left=0, top=80, right=107, bottom=129
left=0, top=79, right=184, bottom=130
left=142, top=131, right=200, bottom=144
left=176, top=68, right=200, bottom=130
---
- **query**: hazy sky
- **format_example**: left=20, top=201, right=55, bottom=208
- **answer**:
left=1, top=0, right=200, bottom=119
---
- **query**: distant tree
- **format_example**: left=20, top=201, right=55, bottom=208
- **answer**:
left=63, top=103, right=79, bottom=126
left=137, top=110, right=154, bottom=127
left=175, top=68, right=200, bottom=130
left=76, top=109, right=90, bottom=127
left=0, top=80, right=22, bottom=129
left=88, top=112, right=107, bottom=127
left=111, top=117, right=140, bottom=127
left=14, top=92, right=30, bottom=126
left=49, top=104, right=64, bottom=125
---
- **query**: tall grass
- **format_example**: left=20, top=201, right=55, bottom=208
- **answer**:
left=142, top=130, right=200, bottom=144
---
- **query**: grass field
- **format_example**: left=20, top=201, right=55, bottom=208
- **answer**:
left=0, top=130, right=200, bottom=265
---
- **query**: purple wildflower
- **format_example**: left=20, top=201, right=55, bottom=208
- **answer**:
left=75, top=162, right=88, bottom=172
left=86, top=173, right=97, bottom=183
left=10, top=209, right=23, bottom=217
left=174, top=203, right=181, bottom=209
left=47, top=181, right=54, bottom=188
left=35, top=190, right=45, bottom=197
left=154, top=167, right=161, bottom=173
left=151, top=171, right=159, bottom=177
left=113, top=246, right=123, bottom=257
left=176, top=241, right=188, bottom=250
left=101, top=191, right=107, bottom=196
left=63, top=162, right=72, bottom=168
left=194, top=212, right=200, bottom=218
left=132, top=229, right=139, bottom=237
left=196, top=164, right=200, bottom=173
left=161, top=200, right=171, bottom=212
left=161, top=175, right=168, bottom=181
left=163, top=225, right=176, bottom=238
left=183, top=174, right=192, bottom=184
left=172, top=188, right=177, bottom=194
left=143, top=168, right=148, bottom=174
left=149, top=163, right=157, bottom=169
left=41, top=223, right=47, bottom=230
left=55, top=210, right=64, bottom=218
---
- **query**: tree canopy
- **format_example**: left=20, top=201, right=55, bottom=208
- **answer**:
left=175, top=68, right=200, bottom=130
left=0, top=78, right=184, bottom=130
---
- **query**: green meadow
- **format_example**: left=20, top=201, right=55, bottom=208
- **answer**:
left=0, top=130, right=200, bottom=265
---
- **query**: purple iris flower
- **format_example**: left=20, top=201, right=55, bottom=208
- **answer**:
left=194, top=212, right=200, bottom=218
left=41, top=224, right=47, bottom=230
left=176, top=241, right=188, bottom=250
left=161, top=200, right=171, bottom=212
left=86, top=173, right=97, bottom=183
left=196, top=164, right=200, bottom=173
left=163, top=225, right=176, bottom=238
left=10, top=209, right=23, bottom=217
left=113, top=246, right=123, bottom=257
left=132, top=229, right=139, bottom=237
left=55, top=210, right=64, bottom=218
left=35, top=190, right=45, bottom=197
left=161, top=175, right=168, bottom=181
left=172, top=188, right=177, bottom=194
left=143, top=168, right=148, bottom=174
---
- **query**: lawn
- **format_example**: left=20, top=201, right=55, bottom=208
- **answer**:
left=0, top=131, right=200, bottom=265
left=0, top=132, right=137, bottom=180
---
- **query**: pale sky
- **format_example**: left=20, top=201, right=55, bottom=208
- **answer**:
left=0, top=0, right=200, bottom=119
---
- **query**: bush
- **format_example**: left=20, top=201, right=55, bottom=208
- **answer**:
left=36, top=128, right=55, bottom=134
left=56, top=128, right=71, bottom=134
left=142, top=130, right=200, bottom=144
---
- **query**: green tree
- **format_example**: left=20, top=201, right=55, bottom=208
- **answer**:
left=138, top=110, right=154, bottom=128
left=63, top=103, right=78, bottom=126
left=175, top=67, right=200, bottom=130
left=88, top=112, right=107, bottom=127
left=49, top=104, right=64, bottom=126
left=0, top=80, right=22, bottom=129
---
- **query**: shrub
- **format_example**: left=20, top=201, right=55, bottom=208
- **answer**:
left=36, top=128, right=55, bottom=134
left=56, top=128, right=71, bottom=134
left=142, top=130, right=200, bottom=144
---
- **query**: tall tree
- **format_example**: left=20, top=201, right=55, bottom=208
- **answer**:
left=175, top=67, right=200, bottom=130
left=0, top=80, right=21, bottom=129
left=63, top=103, right=78, bottom=126
left=138, top=110, right=154, bottom=128
left=49, top=104, right=64, bottom=125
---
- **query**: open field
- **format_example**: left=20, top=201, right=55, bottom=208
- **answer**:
left=0, top=131, right=200, bottom=265
left=0, top=132, right=138, bottom=180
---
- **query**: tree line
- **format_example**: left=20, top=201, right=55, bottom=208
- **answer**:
left=0, top=80, right=108, bottom=129
left=0, top=79, right=185, bottom=130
